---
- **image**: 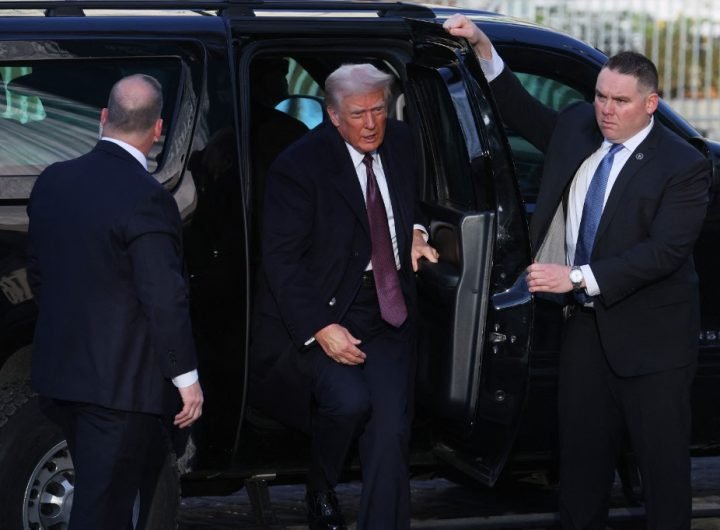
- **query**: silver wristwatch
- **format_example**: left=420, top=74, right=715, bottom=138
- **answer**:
left=569, top=266, right=584, bottom=291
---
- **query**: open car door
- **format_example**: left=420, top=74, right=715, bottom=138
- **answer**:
left=405, top=19, right=534, bottom=486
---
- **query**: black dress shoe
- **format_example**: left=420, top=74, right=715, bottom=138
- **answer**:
left=306, top=487, right=347, bottom=530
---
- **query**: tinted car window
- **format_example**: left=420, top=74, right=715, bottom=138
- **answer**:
left=506, top=72, right=585, bottom=202
left=515, top=72, right=584, bottom=110
left=276, top=57, right=324, bottom=128
left=0, top=59, right=181, bottom=191
left=410, top=65, right=476, bottom=208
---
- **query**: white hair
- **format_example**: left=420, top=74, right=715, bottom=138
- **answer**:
left=324, top=63, right=394, bottom=109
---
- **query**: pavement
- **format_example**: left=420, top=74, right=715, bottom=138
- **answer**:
left=178, top=457, right=720, bottom=529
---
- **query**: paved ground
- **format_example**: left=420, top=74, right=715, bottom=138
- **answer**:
left=178, top=457, right=720, bottom=529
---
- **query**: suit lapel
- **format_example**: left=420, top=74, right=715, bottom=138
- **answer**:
left=322, top=124, right=371, bottom=236
left=595, top=122, right=660, bottom=244
left=322, top=121, right=408, bottom=247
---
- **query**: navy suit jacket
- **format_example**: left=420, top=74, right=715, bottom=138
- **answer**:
left=28, top=140, right=197, bottom=415
left=249, top=119, right=419, bottom=420
left=492, top=67, right=711, bottom=376
left=255, top=119, right=419, bottom=346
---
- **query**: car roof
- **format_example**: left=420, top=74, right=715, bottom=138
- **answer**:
left=0, top=0, right=604, bottom=59
left=0, top=0, right=431, bottom=17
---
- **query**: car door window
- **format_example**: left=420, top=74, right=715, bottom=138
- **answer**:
left=275, top=58, right=324, bottom=129
left=505, top=72, right=585, bottom=203
left=0, top=59, right=182, bottom=191
left=410, top=66, right=483, bottom=210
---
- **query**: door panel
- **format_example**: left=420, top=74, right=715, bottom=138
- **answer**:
left=417, top=209, right=495, bottom=420
left=406, top=19, right=533, bottom=485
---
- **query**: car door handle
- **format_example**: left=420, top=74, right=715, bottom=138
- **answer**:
left=488, top=331, right=507, bottom=343
left=492, top=271, right=531, bottom=310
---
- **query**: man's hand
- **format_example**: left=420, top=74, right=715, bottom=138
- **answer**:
left=315, top=323, right=366, bottom=365
left=174, top=381, right=203, bottom=429
left=443, top=13, right=493, bottom=60
left=411, top=229, right=439, bottom=272
left=526, top=263, right=574, bottom=294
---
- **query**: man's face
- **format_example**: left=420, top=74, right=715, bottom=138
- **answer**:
left=594, top=67, right=658, bottom=143
left=328, top=89, right=387, bottom=153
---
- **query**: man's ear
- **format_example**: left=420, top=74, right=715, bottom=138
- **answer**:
left=153, top=118, right=163, bottom=142
left=100, top=108, right=109, bottom=126
left=646, top=92, right=659, bottom=115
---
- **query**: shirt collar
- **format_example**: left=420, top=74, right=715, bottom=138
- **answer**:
left=603, top=116, right=654, bottom=154
left=101, top=137, right=149, bottom=171
left=345, top=142, right=378, bottom=169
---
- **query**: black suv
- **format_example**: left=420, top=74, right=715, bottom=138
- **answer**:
left=0, top=2, right=719, bottom=528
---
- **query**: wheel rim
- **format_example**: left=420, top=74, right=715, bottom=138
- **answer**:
left=23, top=440, right=74, bottom=530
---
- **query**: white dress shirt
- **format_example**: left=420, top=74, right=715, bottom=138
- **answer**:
left=102, top=136, right=198, bottom=389
left=567, top=121, right=653, bottom=295
left=101, top=136, right=148, bottom=170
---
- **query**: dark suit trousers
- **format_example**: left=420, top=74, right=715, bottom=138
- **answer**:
left=558, top=309, right=694, bottom=530
left=303, top=281, right=413, bottom=530
left=40, top=398, right=169, bottom=530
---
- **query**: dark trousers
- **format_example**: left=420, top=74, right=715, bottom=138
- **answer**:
left=40, top=398, right=169, bottom=530
left=304, top=282, right=413, bottom=530
left=558, top=309, right=694, bottom=530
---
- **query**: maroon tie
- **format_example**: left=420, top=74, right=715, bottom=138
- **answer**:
left=362, top=154, right=407, bottom=327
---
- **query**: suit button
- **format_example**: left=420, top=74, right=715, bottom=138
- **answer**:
left=353, top=251, right=359, bottom=257
left=169, top=350, right=177, bottom=364
left=328, top=297, right=337, bottom=307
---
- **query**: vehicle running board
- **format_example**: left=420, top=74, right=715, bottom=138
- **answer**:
left=410, top=502, right=720, bottom=528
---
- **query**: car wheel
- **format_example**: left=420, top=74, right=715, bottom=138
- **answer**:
left=0, top=382, right=180, bottom=530
left=0, top=382, right=71, bottom=530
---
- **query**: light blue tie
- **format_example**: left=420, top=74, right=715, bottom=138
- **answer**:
left=574, top=143, right=624, bottom=266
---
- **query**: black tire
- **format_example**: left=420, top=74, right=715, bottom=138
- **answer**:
left=0, top=382, right=70, bottom=530
left=0, top=382, right=180, bottom=530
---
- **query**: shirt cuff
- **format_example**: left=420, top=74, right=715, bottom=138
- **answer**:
left=172, top=369, right=198, bottom=388
left=478, top=45, right=505, bottom=82
left=413, top=224, right=429, bottom=242
left=580, top=265, right=600, bottom=297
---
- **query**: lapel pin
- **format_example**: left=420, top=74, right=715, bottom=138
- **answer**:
left=635, top=153, right=644, bottom=160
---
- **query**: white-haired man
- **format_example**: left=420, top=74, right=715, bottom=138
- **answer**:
left=249, top=63, right=437, bottom=530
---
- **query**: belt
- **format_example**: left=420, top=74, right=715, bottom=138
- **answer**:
left=361, top=268, right=402, bottom=287
left=566, top=303, right=595, bottom=319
